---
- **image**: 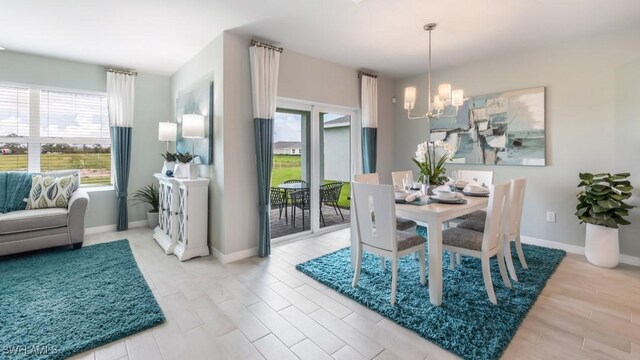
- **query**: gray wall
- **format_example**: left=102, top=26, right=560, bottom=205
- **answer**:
left=393, top=27, right=640, bottom=257
left=171, top=31, right=396, bottom=257
left=0, top=51, right=170, bottom=228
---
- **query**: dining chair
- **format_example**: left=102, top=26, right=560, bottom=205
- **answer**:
left=290, top=189, right=322, bottom=230
left=457, top=178, right=528, bottom=281
left=353, top=173, right=417, bottom=232
left=270, top=187, right=288, bottom=224
left=442, top=182, right=512, bottom=305
left=457, top=170, right=493, bottom=187
left=320, top=182, right=344, bottom=222
left=351, top=182, right=426, bottom=305
left=391, top=170, right=414, bottom=188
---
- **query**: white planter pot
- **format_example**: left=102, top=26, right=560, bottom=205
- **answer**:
left=174, top=163, right=190, bottom=178
left=585, top=223, right=619, bottom=268
left=188, top=163, right=199, bottom=179
left=147, top=211, right=159, bottom=229
left=161, top=161, right=175, bottom=176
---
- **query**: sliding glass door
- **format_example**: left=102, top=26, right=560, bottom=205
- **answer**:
left=270, top=101, right=357, bottom=241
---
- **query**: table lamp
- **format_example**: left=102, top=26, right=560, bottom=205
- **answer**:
left=158, top=122, right=177, bottom=151
left=182, top=114, right=205, bottom=156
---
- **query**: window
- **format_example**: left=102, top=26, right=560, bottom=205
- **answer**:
left=0, top=84, right=111, bottom=186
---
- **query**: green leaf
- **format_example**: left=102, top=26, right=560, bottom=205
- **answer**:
left=579, top=173, right=594, bottom=181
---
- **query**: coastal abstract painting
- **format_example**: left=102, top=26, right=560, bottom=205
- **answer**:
left=176, top=81, right=214, bottom=164
left=430, top=87, right=545, bottom=166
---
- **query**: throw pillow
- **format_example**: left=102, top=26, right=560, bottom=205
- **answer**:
left=3, top=172, right=34, bottom=213
left=26, top=175, right=76, bottom=210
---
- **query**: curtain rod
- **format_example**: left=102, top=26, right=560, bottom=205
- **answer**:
left=251, top=39, right=283, bottom=53
left=106, top=67, right=138, bottom=76
left=358, top=71, right=378, bottom=79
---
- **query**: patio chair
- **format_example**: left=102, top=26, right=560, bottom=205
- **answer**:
left=320, top=182, right=344, bottom=222
left=270, top=187, right=288, bottom=224
left=290, top=189, right=323, bottom=230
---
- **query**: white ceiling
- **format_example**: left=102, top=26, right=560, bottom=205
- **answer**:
left=1, top=0, right=639, bottom=79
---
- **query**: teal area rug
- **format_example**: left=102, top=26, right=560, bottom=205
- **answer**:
left=296, top=240, right=565, bottom=360
left=0, top=240, right=165, bottom=360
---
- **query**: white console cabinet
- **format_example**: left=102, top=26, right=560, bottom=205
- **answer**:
left=153, top=173, right=209, bottom=261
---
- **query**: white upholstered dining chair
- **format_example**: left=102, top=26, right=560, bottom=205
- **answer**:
left=457, top=178, right=528, bottom=281
left=458, top=170, right=493, bottom=187
left=354, top=173, right=380, bottom=184
left=442, top=182, right=512, bottom=305
left=351, top=182, right=426, bottom=305
left=391, top=170, right=414, bottom=188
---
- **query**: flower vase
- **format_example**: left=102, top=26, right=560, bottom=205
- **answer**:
left=174, top=163, right=190, bottom=178
left=161, top=161, right=175, bottom=176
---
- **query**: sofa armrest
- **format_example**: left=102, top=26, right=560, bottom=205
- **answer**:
left=68, top=189, right=90, bottom=245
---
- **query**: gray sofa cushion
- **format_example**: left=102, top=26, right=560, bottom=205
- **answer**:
left=0, top=208, right=68, bottom=235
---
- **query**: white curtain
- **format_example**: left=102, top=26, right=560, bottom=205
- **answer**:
left=361, top=75, right=378, bottom=128
left=250, top=46, right=280, bottom=119
left=107, top=71, right=135, bottom=127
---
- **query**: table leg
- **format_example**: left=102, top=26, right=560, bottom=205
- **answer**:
left=427, top=220, right=443, bottom=305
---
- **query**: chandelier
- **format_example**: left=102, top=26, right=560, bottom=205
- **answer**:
left=404, top=23, right=464, bottom=120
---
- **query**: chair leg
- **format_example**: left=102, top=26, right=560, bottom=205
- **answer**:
left=302, top=208, right=306, bottom=231
left=449, top=251, right=456, bottom=270
left=515, top=234, right=528, bottom=269
left=504, top=239, right=519, bottom=282
left=332, top=202, right=339, bottom=216
left=336, top=203, right=344, bottom=220
left=419, top=248, right=426, bottom=285
left=496, top=251, right=512, bottom=288
left=481, top=256, right=497, bottom=305
left=352, top=245, right=363, bottom=288
left=380, top=257, right=386, bottom=270
left=391, top=257, right=398, bottom=305
left=320, top=206, right=326, bottom=227
left=456, top=253, right=462, bottom=265
left=285, top=204, right=288, bottom=224
left=278, top=205, right=283, bottom=220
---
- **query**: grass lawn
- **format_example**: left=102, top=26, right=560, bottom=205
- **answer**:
left=0, top=153, right=111, bottom=186
left=271, top=154, right=350, bottom=208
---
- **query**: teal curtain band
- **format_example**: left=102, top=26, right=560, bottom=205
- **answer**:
left=362, top=127, right=377, bottom=173
left=111, top=126, right=132, bottom=231
left=254, top=117, right=273, bottom=257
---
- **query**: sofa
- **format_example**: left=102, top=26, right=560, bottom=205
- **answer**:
left=0, top=170, right=90, bottom=256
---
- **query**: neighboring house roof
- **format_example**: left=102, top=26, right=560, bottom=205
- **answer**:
left=324, top=116, right=349, bottom=128
left=273, top=141, right=302, bottom=149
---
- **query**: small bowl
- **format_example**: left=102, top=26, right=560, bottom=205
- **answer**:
left=395, top=190, right=409, bottom=200
left=464, top=185, right=489, bottom=194
left=436, top=190, right=457, bottom=199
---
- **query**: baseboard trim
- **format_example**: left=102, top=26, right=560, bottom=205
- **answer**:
left=86, top=220, right=148, bottom=235
left=210, top=245, right=258, bottom=264
left=521, top=235, right=640, bottom=267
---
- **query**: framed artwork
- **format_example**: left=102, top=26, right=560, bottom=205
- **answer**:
left=175, top=81, right=214, bottom=164
left=430, top=87, right=545, bottom=166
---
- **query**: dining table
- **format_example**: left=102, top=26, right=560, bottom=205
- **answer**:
left=394, top=194, right=489, bottom=306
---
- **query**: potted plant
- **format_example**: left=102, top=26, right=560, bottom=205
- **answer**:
left=174, top=152, right=199, bottom=179
left=411, top=140, right=452, bottom=192
left=133, top=184, right=160, bottom=228
left=161, top=151, right=176, bottom=175
left=575, top=172, right=634, bottom=268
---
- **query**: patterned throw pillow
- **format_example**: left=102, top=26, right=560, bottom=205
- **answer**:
left=26, top=175, right=76, bottom=210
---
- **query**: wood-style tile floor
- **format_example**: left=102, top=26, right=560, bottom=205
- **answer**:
left=69, top=228, right=640, bottom=360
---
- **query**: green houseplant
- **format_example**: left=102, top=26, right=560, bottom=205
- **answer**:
left=133, top=184, right=160, bottom=228
left=575, top=172, right=634, bottom=268
left=411, top=140, right=452, bottom=186
left=174, top=152, right=199, bottom=179
left=160, top=151, right=176, bottom=175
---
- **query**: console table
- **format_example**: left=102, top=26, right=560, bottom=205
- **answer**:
left=153, top=173, right=209, bottom=261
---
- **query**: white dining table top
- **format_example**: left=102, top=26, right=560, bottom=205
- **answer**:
left=395, top=194, right=489, bottom=222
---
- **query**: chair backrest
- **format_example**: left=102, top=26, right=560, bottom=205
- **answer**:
left=351, top=182, right=397, bottom=252
left=354, top=173, right=380, bottom=184
left=458, top=170, right=493, bottom=187
left=504, top=178, right=527, bottom=239
left=391, top=170, right=414, bottom=187
left=320, top=182, right=343, bottom=202
left=270, top=187, right=286, bottom=206
left=291, top=189, right=310, bottom=210
left=481, top=182, right=510, bottom=252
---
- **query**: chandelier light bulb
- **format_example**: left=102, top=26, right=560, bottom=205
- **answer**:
left=438, top=84, right=451, bottom=101
left=404, top=87, right=417, bottom=110
left=451, top=89, right=464, bottom=107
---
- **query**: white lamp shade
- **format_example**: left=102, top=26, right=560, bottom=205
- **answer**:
left=404, top=86, right=417, bottom=110
left=158, top=122, right=177, bottom=141
left=451, top=89, right=464, bottom=106
left=438, top=83, right=451, bottom=101
left=182, top=114, right=205, bottom=138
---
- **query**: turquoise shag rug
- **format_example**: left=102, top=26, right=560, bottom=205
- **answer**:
left=296, top=238, right=565, bottom=360
left=0, top=240, right=165, bottom=360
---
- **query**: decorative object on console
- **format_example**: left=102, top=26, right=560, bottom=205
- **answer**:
left=412, top=140, right=452, bottom=186
left=430, top=87, right=546, bottom=166
left=153, top=173, right=209, bottom=261
left=404, top=23, right=464, bottom=120
left=160, top=151, right=176, bottom=176
left=132, top=184, right=160, bottom=228
left=176, top=81, right=213, bottom=164
left=173, top=152, right=198, bottom=179
left=576, top=172, right=634, bottom=268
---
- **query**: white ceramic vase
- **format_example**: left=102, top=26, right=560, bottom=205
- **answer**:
left=584, top=223, right=619, bottom=268
left=161, top=161, right=175, bottom=176
left=174, top=163, right=190, bottom=178
left=147, top=211, right=159, bottom=229
left=188, top=164, right=198, bottom=179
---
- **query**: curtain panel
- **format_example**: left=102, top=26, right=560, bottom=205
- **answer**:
left=107, top=71, right=135, bottom=231
left=361, top=74, right=378, bottom=173
left=250, top=45, right=281, bottom=257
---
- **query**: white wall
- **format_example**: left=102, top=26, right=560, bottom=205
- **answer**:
left=0, top=51, right=170, bottom=228
left=394, top=27, right=640, bottom=257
